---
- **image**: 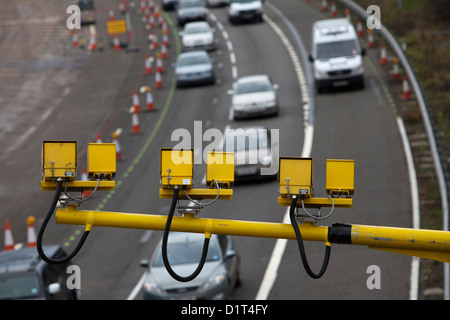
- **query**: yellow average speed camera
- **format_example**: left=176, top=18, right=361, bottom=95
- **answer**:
left=42, top=141, right=77, bottom=181
left=160, top=148, right=194, bottom=188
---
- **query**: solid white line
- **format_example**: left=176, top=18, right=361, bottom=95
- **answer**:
left=127, top=271, right=148, bottom=300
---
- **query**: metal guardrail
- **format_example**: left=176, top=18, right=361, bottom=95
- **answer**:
left=335, top=0, right=449, bottom=300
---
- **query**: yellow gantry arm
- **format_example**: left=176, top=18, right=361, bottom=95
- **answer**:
left=55, top=206, right=450, bottom=263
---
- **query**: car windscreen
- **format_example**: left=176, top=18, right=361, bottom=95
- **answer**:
left=178, top=55, right=209, bottom=66
left=185, top=25, right=209, bottom=34
left=236, top=80, right=271, bottom=94
left=316, top=39, right=358, bottom=59
left=224, top=129, right=269, bottom=152
left=179, top=0, right=203, bottom=8
left=153, top=241, right=220, bottom=267
left=231, top=0, right=257, bottom=3
left=0, top=273, right=41, bottom=300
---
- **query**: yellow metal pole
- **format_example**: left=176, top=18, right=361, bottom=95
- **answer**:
left=55, top=206, right=450, bottom=263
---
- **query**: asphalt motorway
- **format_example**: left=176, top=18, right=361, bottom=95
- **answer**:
left=0, top=0, right=412, bottom=300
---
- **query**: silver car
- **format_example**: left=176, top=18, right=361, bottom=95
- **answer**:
left=140, top=233, right=241, bottom=300
left=177, top=0, right=207, bottom=27
left=175, top=50, right=215, bottom=87
left=222, top=126, right=277, bottom=180
left=180, top=21, right=216, bottom=52
left=228, top=74, right=279, bottom=120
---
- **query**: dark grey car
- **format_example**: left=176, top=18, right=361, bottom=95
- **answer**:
left=0, top=246, right=78, bottom=300
left=177, top=0, right=207, bottom=27
left=140, top=232, right=240, bottom=300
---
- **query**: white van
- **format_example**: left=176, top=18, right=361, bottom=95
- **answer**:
left=309, top=18, right=365, bottom=93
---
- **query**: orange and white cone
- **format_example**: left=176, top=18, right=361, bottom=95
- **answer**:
left=149, top=0, right=155, bottom=11
left=95, top=132, right=103, bottom=143
left=132, top=90, right=141, bottom=112
left=321, top=0, right=328, bottom=11
left=380, top=44, right=388, bottom=65
left=81, top=167, right=92, bottom=199
left=162, top=22, right=169, bottom=44
left=156, top=52, right=163, bottom=72
left=149, top=14, right=155, bottom=29
left=345, top=8, right=351, bottom=22
left=145, top=55, right=153, bottom=74
left=161, top=44, right=168, bottom=59
left=89, top=34, right=97, bottom=51
left=112, top=129, right=123, bottom=160
left=330, top=1, right=337, bottom=17
left=113, top=35, right=120, bottom=51
left=152, top=32, right=159, bottom=49
left=27, top=216, right=37, bottom=248
left=402, top=75, right=411, bottom=100
left=72, top=33, right=79, bottom=47
left=4, top=221, right=14, bottom=251
left=356, top=20, right=363, bottom=38
left=130, top=106, right=141, bottom=134
left=162, top=32, right=169, bottom=47
left=154, top=5, right=161, bottom=18
left=158, top=15, right=165, bottom=27
left=109, top=9, right=115, bottom=21
left=145, top=86, right=155, bottom=111
left=155, top=71, right=162, bottom=89
left=367, top=28, right=375, bottom=48
left=391, top=57, right=399, bottom=81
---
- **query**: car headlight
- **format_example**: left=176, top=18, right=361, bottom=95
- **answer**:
left=143, top=277, right=164, bottom=295
left=353, top=64, right=364, bottom=75
left=261, top=155, right=272, bottom=167
left=201, top=269, right=226, bottom=291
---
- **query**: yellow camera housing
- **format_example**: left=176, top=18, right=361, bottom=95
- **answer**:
left=88, top=143, right=116, bottom=180
left=160, top=148, right=194, bottom=188
left=278, top=157, right=313, bottom=198
left=42, top=141, right=77, bottom=181
left=206, top=151, right=234, bottom=188
left=326, top=159, right=355, bottom=197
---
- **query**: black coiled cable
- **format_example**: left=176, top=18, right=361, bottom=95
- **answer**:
left=161, top=187, right=211, bottom=282
left=289, top=195, right=331, bottom=279
left=37, top=179, right=90, bottom=264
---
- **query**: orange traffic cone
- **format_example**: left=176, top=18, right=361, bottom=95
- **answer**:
left=402, top=75, right=411, bottom=100
left=356, top=20, right=363, bottom=38
left=145, top=55, right=153, bottom=74
left=95, top=132, right=102, bottom=143
left=391, top=57, right=399, bottom=81
left=81, top=167, right=92, bottom=199
left=162, top=32, right=169, bottom=47
left=109, top=9, right=115, bottom=21
left=4, top=221, right=14, bottom=251
left=321, top=0, right=328, bottom=11
left=152, top=32, right=159, bottom=49
left=89, top=33, right=96, bottom=51
left=112, top=129, right=123, bottom=160
left=27, top=216, right=37, bottom=247
left=380, top=44, right=387, bottom=65
left=149, top=14, right=155, bottom=29
left=72, top=33, right=79, bottom=47
left=345, top=8, right=351, bottom=21
left=145, top=86, right=155, bottom=111
left=132, top=90, right=141, bottom=112
left=113, top=35, right=120, bottom=51
left=155, top=71, right=162, bottom=89
left=330, top=1, right=337, bottom=17
left=130, top=107, right=141, bottom=134
left=367, top=28, right=375, bottom=48
left=161, top=44, right=168, bottom=59
left=156, top=52, right=163, bottom=72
